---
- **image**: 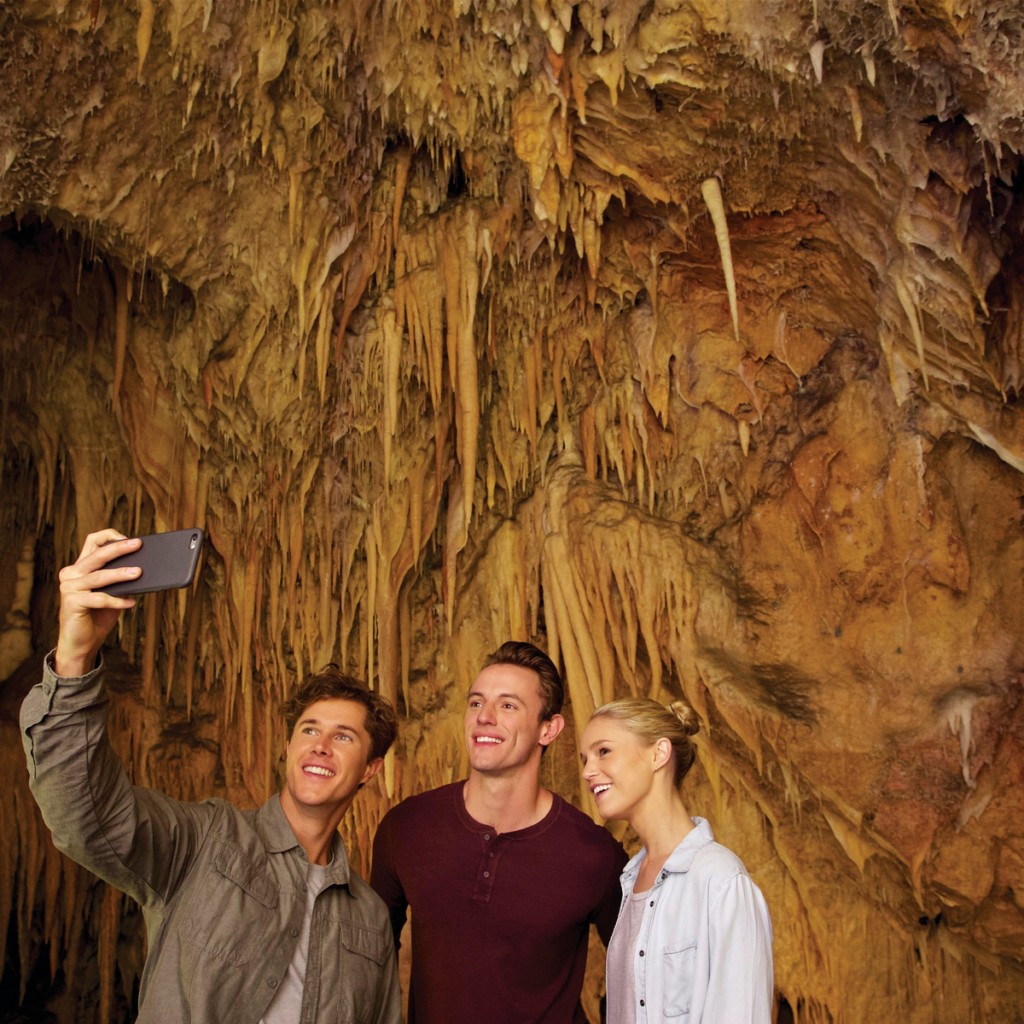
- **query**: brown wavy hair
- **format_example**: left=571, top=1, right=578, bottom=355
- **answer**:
left=280, top=666, right=398, bottom=763
left=483, top=641, right=564, bottom=721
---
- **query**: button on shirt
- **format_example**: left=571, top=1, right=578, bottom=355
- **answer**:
left=260, top=861, right=328, bottom=1024
left=608, top=818, right=774, bottom=1024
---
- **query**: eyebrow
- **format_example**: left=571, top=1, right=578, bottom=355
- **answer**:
left=298, top=718, right=359, bottom=734
left=467, top=692, right=523, bottom=702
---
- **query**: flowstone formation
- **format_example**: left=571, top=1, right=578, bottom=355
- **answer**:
left=1, top=1, right=1024, bottom=1021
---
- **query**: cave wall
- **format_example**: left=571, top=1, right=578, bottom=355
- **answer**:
left=1, top=1, right=1024, bottom=1021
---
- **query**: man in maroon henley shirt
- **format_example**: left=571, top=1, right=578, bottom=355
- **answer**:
left=370, top=641, right=627, bottom=1024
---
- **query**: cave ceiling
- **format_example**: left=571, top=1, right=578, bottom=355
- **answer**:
left=1, top=1, right=1024, bottom=1021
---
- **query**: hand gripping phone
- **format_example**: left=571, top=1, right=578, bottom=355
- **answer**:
left=97, top=529, right=205, bottom=596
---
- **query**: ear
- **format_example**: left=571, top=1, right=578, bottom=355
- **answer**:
left=653, top=737, right=673, bottom=772
left=539, top=713, right=565, bottom=748
left=360, top=757, right=385, bottom=786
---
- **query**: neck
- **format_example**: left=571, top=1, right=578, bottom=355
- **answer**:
left=463, top=761, right=551, bottom=834
left=279, top=790, right=351, bottom=865
left=631, top=782, right=695, bottom=862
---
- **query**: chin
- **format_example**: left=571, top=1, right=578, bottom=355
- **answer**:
left=468, top=754, right=503, bottom=772
left=595, top=795, right=633, bottom=822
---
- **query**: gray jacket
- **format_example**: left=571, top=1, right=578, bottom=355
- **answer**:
left=21, top=654, right=401, bottom=1024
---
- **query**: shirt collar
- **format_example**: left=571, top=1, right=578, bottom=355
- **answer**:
left=256, top=793, right=351, bottom=886
left=620, top=816, right=715, bottom=886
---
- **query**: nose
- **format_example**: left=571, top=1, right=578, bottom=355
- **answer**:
left=312, top=736, right=329, bottom=756
left=582, top=762, right=597, bottom=780
left=475, top=700, right=496, bottom=726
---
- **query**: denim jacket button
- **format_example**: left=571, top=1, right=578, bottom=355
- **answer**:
left=268, top=979, right=278, bottom=989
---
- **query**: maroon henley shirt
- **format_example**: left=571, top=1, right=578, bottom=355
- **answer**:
left=370, top=780, right=627, bottom=1024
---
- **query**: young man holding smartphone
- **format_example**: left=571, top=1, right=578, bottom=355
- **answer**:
left=370, top=641, right=628, bottom=1024
left=21, top=530, right=401, bottom=1024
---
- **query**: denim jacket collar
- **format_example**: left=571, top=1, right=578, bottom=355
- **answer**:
left=256, top=793, right=351, bottom=887
left=619, top=816, right=715, bottom=892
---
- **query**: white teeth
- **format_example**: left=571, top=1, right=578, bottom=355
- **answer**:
left=476, top=736, right=503, bottom=744
left=304, top=766, right=334, bottom=777
left=593, top=784, right=611, bottom=795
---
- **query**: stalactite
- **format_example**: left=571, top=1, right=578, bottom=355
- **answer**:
left=700, top=177, right=740, bottom=344
left=3, top=2, right=1024, bottom=1020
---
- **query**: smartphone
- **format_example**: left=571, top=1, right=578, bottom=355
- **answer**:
left=97, top=529, right=205, bottom=596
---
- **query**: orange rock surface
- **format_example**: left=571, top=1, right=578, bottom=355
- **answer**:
left=1, top=1, right=1023, bottom=1020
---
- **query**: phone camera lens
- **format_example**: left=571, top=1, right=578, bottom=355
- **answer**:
left=190, top=535, right=198, bottom=549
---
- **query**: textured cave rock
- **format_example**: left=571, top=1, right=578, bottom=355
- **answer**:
left=1, top=1, right=1024, bottom=1021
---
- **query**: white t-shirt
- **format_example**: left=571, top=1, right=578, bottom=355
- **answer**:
left=606, top=886, right=649, bottom=1024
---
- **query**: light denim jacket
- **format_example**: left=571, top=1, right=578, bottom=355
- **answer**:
left=611, top=817, right=773, bottom=1023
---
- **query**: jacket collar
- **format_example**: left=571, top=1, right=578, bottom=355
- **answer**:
left=256, top=793, right=351, bottom=886
left=620, top=816, right=715, bottom=888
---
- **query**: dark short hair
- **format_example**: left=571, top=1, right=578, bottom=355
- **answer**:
left=482, top=641, right=564, bottom=721
left=279, top=667, right=398, bottom=763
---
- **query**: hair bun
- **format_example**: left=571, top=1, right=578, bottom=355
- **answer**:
left=669, top=700, right=700, bottom=737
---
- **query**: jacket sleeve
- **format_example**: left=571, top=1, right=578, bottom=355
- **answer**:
left=20, top=652, right=214, bottom=909
left=369, top=810, right=409, bottom=952
left=592, top=834, right=629, bottom=945
left=705, top=872, right=774, bottom=1024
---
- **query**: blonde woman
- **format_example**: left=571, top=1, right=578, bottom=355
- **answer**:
left=580, top=699, right=773, bottom=1023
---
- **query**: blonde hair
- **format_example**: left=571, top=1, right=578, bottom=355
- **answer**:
left=590, top=698, right=700, bottom=787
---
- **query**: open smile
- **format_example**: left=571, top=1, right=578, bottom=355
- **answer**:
left=303, top=765, right=335, bottom=777
left=474, top=736, right=504, bottom=745
left=592, top=784, right=611, bottom=796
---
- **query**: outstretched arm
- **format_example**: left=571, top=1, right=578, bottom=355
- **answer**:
left=705, top=872, right=774, bottom=1024
left=21, top=530, right=213, bottom=908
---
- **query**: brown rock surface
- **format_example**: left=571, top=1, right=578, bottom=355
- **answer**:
left=1, top=1, right=1023, bottom=1020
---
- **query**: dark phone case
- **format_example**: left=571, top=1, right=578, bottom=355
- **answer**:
left=97, top=529, right=205, bottom=596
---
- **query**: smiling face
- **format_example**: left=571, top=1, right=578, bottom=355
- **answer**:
left=580, top=715, right=667, bottom=822
left=464, top=663, right=564, bottom=776
left=281, top=698, right=382, bottom=818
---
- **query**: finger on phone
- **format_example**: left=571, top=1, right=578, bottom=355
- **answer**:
left=81, top=537, right=142, bottom=573
left=81, top=529, right=130, bottom=558
left=67, top=566, right=142, bottom=592
left=76, top=591, right=137, bottom=610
